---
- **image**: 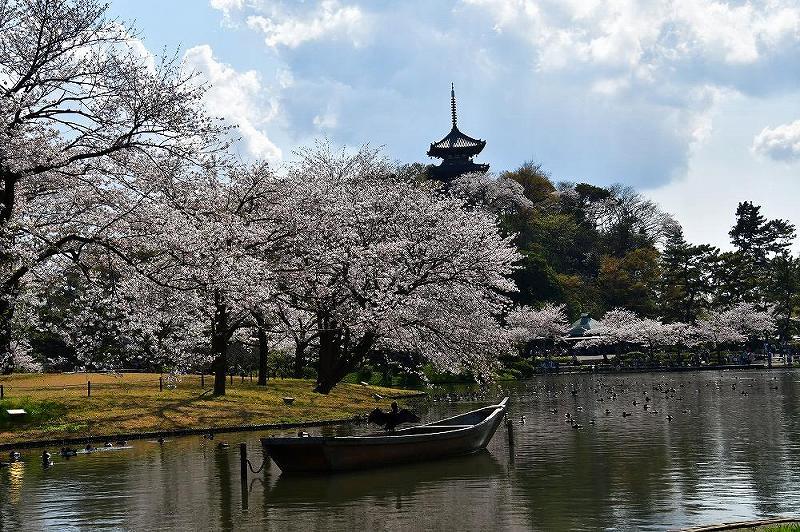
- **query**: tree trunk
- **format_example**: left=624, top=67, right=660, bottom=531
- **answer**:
left=212, top=300, right=229, bottom=396
left=253, top=313, right=268, bottom=386
left=315, top=324, right=341, bottom=394
left=0, top=287, right=17, bottom=375
left=293, top=340, right=307, bottom=379
left=315, top=325, right=375, bottom=394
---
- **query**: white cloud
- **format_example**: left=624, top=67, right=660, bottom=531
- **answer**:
left=209, top=0, right=244, bottom=23
left=183, top=44, right=282, bottom=160
left=245, top=1, right=367, bottom=49
left=752, top=120, right=800, bottom=162
left=463, top=0, right=800, bottom=70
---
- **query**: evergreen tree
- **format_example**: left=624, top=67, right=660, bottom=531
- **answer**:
left=658, top=227, right=717, bottom=323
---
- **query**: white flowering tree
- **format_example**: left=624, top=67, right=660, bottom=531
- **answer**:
left=506, top=303, right=568, bottom=358
left=0, top=0, right=226, bottom=372
left=109, top=161, right=282, bottom=395
left=273, top=144, right=519, bottom=393
left=694, top=302, right=776, bottom=362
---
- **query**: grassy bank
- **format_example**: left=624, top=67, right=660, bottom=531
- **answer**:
left=0, top=373, right=417, bottom=447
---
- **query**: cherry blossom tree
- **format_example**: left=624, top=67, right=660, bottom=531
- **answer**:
left=506, top=303, right=568, bottom=357
left=272, top=144, right=519, bottom=393
left=694, top=302, right=776, bottom=351
left=0, top=0, right=226, bottom=372
left=112, top=161, right=282, bottom=395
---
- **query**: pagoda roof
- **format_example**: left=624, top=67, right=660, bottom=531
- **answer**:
left=427, top=126, right=486, bottom=159
left=427, top=83, right=487, bottom=160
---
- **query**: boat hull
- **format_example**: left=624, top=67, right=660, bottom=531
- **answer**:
left=261, top=398, right=508, bottom=473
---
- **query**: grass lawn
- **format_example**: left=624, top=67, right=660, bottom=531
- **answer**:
left=0, top=372, right=417, bottom=446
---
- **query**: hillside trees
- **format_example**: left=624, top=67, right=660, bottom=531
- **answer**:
left=0, top=0, right=225, bottom=372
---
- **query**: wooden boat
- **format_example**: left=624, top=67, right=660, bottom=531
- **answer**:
left=260, top=397, right=509, bottom=473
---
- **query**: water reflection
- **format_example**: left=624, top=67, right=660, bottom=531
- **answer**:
left=0, top=369, right=799, bottom=530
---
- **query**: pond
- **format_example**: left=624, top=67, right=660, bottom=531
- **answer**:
left=1, top=369, right=799, bottom=531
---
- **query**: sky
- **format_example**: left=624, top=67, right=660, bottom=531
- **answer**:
left=109, top=0, right=800, bottom=252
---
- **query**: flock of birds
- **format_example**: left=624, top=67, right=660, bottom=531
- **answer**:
left=428, top=373, right=786, bottom=432
left=503, top=374, right=785, bottom=430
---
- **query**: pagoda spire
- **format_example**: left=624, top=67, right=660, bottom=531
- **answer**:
left=450, top=82, right=458, bottom=129
left=426, top=84, right=489, bottom=182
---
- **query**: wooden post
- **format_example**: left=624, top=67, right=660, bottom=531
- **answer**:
left=505, top=417, right=514, bottom=448
left=240, top=442, right=248, bottom=484
left=230, top=373, right=233, bottom=385
left=1, top=384, right=4, bottom=399
left=201, top=374, right=204, bottom=388
left=240, top=374, right=244, bottom=384
left=159, top=377, right=163, bottom=392
left=240, top=442, right=249, bottom=510
left=87, top=381, right=91, bottom=397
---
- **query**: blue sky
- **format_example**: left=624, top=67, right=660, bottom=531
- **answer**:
left=110, top=0, right=800, bottom=251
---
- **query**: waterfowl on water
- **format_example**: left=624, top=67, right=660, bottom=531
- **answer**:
left=217, top=442, right=229, bottom=449
left=41, top=451, right=53, bottom=467
left=8, top=451, right=21, bottom=462
left=666, top=415, right=673, bottom=421
left=116, top=440, right=127, bottom=446
left=203, top=433, right=214, bottom=440
left=60, top=447, right=78, bottom=457
left=622, top=412, right=632, bottom=417
left=605, top=409, right=612, bottom=416
left=104, top=442, right=113, bottom=448
left=157, top=437, right=165, bottom=445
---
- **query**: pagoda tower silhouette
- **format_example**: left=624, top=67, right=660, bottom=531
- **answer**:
left=426, top=83, right=489, bottom=182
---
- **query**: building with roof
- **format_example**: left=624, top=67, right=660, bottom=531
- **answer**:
left=566, top=313, right=600, bottom=339
left=426, top=84, right=489, bottom=182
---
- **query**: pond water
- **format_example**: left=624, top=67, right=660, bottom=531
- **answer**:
left=1, top=369, right=800, bottom=531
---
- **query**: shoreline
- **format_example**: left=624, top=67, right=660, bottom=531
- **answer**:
left=0, top=373, right=427, bottom=450
left=0, top=391, right=428, bottom=451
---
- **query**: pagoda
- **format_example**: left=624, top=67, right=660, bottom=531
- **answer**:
left=426, top=83, right=489, bottom=182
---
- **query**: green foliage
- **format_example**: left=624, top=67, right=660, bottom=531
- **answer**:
left=0, top=397, right=68, bottom=430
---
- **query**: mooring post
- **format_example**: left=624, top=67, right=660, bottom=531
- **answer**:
left=240, top=374, right=244, bottom=384
left=505, top=417, right=514, bottom=448
left=230, top=374, right=233, bottom=385
left=159, top=377, right=163, bottom=392
left=1, top=384, right=4, bottom=399
left=201, top=374, right=204, bottom=388
left=240, top=442, right=248, bottom=484
left=87, top=381, right=91, bottom=397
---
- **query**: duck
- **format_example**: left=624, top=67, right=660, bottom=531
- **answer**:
left=60, top=447, right=78, bottom=457
left=202, top=433, right=215, bottom=440
left=622, top=411, right=632, bottom=417
left=297, top=431, right=310, bottom=438
left=115, top=440, right=128, bottom=446
left=85, top=444, right=95, bottom=452
left=520, top=415, right=526, bottom=424
left=666, top=415, right=673, bottom=421
left=8, top=451, right=21, bottom=462
left=217, top=442, right=230, bottom=449
left=157, top=437, right=165, bottom=445
left=104, top=442, right=113, bottom=448
left=41, top=451, right=53, bottom=467
left=605, top=409, right=612, bottom=416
